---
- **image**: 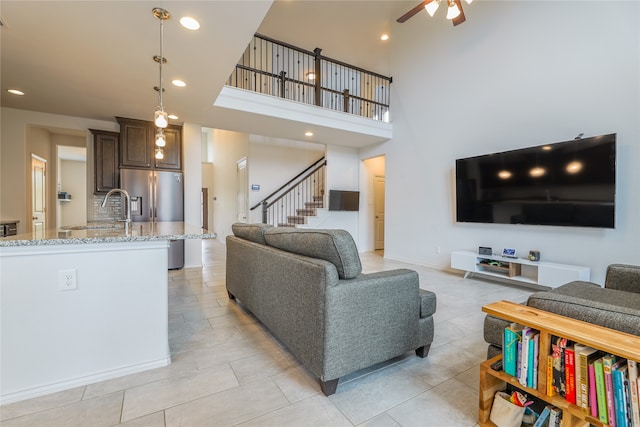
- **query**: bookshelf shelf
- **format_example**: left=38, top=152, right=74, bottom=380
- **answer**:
left=479, top=301, right=640, bottom=427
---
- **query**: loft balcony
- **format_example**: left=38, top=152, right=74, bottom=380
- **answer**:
left=228, top=34, right=392, bottom=122
left=211, top=34, right=393, bottom=148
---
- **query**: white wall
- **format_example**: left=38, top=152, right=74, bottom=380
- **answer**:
left=208, top=128, right=249, bottom=239
left=380, top=1, right=640, bottom=284
left=324, top=145, right=360, bottom=242
left=1, top=108, right=119, bottom=233
left=183, top=123, right=204, bottom=268
left=59, top=159, right=87, bottom=227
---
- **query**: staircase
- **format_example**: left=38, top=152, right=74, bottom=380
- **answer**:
left=250, top=157, right=327, bottom=228
left=281, top=195, right=325, bottom=227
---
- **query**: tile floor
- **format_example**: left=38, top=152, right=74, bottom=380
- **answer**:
left=0, top=239, right=535, bottom=426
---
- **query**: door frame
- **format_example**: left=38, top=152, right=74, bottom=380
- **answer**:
left=30, top=154, right=48, bottom=234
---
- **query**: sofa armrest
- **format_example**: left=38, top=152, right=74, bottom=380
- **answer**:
left=605, top=264, right=640, bottom=293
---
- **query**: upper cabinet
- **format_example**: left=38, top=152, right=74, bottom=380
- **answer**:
left=90, top=129, right=119, bottom=194
left=116, top=117, right=182, bottom=171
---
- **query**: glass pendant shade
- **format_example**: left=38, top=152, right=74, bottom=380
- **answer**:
left=465, top=0, right=472, bottom=4
left=425, top=0, right=440, bottom=17
left=155, top=130, right=166, bottom=147
left=155, top=147, right=164, bottom=160
left=446, top=1, right=461, bottom=20
left=154, top=109, right=168, bottom=128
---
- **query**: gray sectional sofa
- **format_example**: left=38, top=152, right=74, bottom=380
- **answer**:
left=484, top=264, right=640, bottom=358
left=226, top=223, right=436, bottom=395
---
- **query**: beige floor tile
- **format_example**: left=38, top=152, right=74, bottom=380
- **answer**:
left=164, top=379, right=289, bottom=427
left=271, top=365, right=321, bottom=403
left=0, top=386, right=85, bottom=421
left=229, top=349, right=301, bottom=385
left=238, top=394, right=352, bottom=426
left=0, top=392, right=123, bottom=427
left=329, top=365, right=431, bottom=425
left=357, top=413, right=403, bottom=427
left=117, top=411, right=166, bottom=426
left=386, top=378, right=479, bottom=427
left=120, top=364, right=239, bottom=422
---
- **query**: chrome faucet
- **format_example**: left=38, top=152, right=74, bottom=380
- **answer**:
left=101, top=188, right=131, bottom=224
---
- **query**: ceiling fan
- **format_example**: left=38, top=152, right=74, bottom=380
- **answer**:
left=397, top=0, right=472, bottom=27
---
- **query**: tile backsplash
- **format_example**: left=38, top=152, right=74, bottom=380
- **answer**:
left=92, top=194, right=123, bottom=221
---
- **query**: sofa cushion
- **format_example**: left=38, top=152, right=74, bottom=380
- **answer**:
left=527, top=280, right=640, bottom=336
left=419, top=289, right=437, bottom=318
left=231, top=223, right=272, bottom=245
left=264, top=227, right=362, bottom=279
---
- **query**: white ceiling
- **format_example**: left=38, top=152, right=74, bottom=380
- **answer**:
left=1, top=1, right=421, bottom=141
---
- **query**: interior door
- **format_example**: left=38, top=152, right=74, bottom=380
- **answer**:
left=31, top=155, right=47, bottom=236
left=374, top=175, right=385, bottom=250
left=236, top=158, right=248, bottom=222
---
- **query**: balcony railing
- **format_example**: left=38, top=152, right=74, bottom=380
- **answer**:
left=227, top=33, right=392, bottom=122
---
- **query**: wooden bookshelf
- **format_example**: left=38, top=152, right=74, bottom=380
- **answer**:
left=479, top=300, right=640, bottom=427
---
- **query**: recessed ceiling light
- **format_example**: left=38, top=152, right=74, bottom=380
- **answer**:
left=172, top=79, right=186, bottom=87
left=180, top=17, right=200, bottom=30
left=168, top=114, right=179, bottom=120
left=305, top=131, right=314, bottom=137
left=7, top=89, right=24, bottom=96
left=380, top=34, right=389, bottom=41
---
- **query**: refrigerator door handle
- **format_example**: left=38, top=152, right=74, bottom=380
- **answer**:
left=148, top=172, right=154, bottom=219
left=153, top=173, right=158, bottom=220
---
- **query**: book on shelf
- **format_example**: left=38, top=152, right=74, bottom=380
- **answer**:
left=528, top=331, right=540, bottom=389
left=533, top=405, right=551, bottom=427
left=551, top=335, right=570, bottom=397
left=629, top=359, right=640, bottom=427
left=613, top=359, right=631, bottom=427
left=604, top=354, right=618, bottom=426
left=503, top=323, right=524, bottom=377
left=595, top=356, right=609, bottom=424
left=589, top=362, right=599, bottom=419
left=520, top=327, right=537, bottom=387
left=548, top=406, right=562, bottom=427
left=547, top=354, right=556, bottom=397
left=565, top=343, right=577, bottom=404
left=574, top=344, right=602, bottom=412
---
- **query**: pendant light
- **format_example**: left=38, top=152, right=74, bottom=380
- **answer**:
left=153, top=7, right=170, bottom=159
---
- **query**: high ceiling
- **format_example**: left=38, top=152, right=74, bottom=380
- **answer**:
left=0, top=1, right=414, bottom=136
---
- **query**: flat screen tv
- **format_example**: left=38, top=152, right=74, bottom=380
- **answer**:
left=455, top=133, right=616, bottom=228
left=328, top=190, right=360, bottom=211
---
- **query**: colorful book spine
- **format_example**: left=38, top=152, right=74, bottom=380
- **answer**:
left=520, top=327, right=531, bottom=386
left=565, top=344, right=577, bottom=404
left=589, top=362, right=599, bottom=419
left=547, top=354, right=556, bottom=397
left=503, top=324, right=522, bottom=377
left=527, top=331, right=539, bottom=388
left=612, top=360, right=629, bottom=427
left=533, top=406, right=551, bottom=427
left=575, top=345, right=601, bottom=413
left=628, top=360, right=640, bottom=427
left=551, top=336, right=567, bottom=397
left=595, top=357, right=609, bottom=424
left=604, top=354, right=618, bottom=427
left=548, top=406, right=562, bottom=426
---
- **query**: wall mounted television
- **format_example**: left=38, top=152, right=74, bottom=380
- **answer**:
left=455, top=133, right=616, bottom=228
left=328, top=190, right=360, bottom=211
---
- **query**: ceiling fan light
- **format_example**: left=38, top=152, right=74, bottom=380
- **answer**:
left=425, top=0, right=440, bottom=17
left=465, top=0, right=473, bottom=4
left=446, top=1, right=461, bottom=20
left=154, top=109, right=168, bottom=128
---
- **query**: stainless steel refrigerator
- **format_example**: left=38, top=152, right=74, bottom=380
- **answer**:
left=120, top=168, right=184, bottom=269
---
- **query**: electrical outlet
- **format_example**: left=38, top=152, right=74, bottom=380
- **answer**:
left=58, top=269, right=77, bottom=291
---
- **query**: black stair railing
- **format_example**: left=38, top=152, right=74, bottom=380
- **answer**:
left=227, top=33, right=392, bottom=122
left=250, top=157, right=327, bottom=227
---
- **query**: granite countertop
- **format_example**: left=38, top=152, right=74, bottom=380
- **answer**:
left=0, top=222, right=217, bottom=247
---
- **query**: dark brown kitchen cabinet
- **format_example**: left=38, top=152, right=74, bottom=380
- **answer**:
left=116, top=117, right=182, bottom=171
left=90, top=129, right=119, bottom=194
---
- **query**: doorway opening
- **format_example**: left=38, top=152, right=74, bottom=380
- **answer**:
left=362, top=155, right=385, bottom=254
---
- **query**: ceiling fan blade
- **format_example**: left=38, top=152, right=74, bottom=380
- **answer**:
left=452, top=0, right=466, bottom=26
left=396, top=1, right=429, bottom=23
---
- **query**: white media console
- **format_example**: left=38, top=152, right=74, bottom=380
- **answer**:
left=450, top=250, right=590, bottom=288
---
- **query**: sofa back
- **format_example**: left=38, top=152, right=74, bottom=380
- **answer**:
left=231, top=223, right=362, bottom=280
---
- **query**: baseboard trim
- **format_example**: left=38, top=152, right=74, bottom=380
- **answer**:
left=0, top=355, right=171, bottom=405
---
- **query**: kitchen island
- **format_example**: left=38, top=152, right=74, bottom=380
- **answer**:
left=0, top=222, right=216, bottom=404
